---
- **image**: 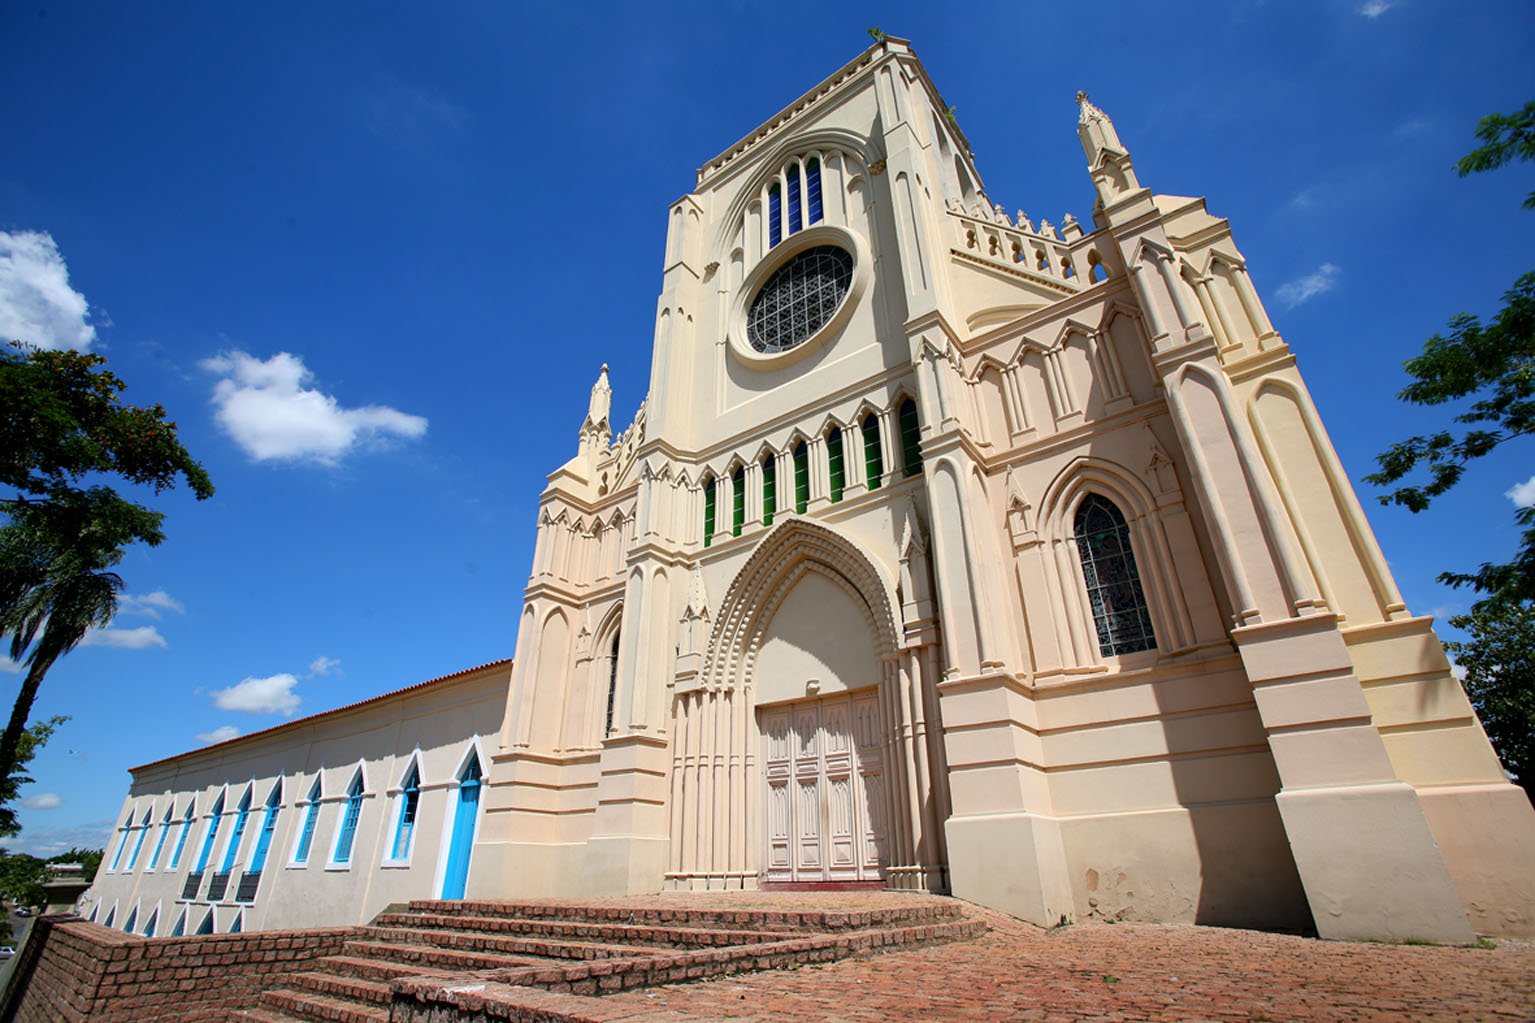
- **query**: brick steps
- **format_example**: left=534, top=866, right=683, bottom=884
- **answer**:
left=373, top=910, right=783, bottom=948
left=235, top=896, right=985, bottom=1022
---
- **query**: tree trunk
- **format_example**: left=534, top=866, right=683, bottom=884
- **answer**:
left=0, top=648, right=58, bottom=796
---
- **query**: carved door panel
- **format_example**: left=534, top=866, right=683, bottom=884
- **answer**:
left=760, top=692, right=886, bottom=883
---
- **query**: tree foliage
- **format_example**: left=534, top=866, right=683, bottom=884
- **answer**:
left=1445, top=603, right=1535, bottom=805
left=1367, top=103, right=1535, bottom=608
left=0, top=342, right=212, bottom=812
left=0, top=716, right=68, bottom=839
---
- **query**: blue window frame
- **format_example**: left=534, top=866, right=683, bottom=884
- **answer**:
left=102, top=905, right=116, bottom=929
left=221, top=787, right=253, bottom=873
left=124, top=906, right=138, bottom=933
left=107, top=817, right=131, bottom=872
left=170, top=911, right=186, bottom=937
left=768, top=184, right=782, bottom=248
left=333, top=772, right=364, bottom=865
left=195, top=911, right=213, bottom=935
left=294, top=777, right=321, bottom=863
left=193, top=793, right=226, bottom=874
left=806, top=158, right=823, bottom=226
left=148, top=803, right=174, bottom=870
left=169, top=800, right=195, bottom=869
left=248, top=782, right=281, bottom=873
left=125, top=808, right=152, bottom=870
left=142, top=908, right=158, bottom=937
left=389, top=763, right=421, bottom=861
left=786, top=165, right=803, bottom=235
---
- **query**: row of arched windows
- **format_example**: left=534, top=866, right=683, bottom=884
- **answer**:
left=767, top=156, right=824, bottom=249
left=703, top=399, right=922, bottom=547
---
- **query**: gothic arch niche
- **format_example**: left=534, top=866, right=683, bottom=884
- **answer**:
left=666, top=519, right=948, bottom=892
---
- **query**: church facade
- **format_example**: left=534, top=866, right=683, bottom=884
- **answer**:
left=90, top=38, right=1535, bottom=943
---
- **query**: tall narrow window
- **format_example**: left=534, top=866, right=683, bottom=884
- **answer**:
left=107, top=815, right=131, bottom=872
left=333, top=772, right=364, bottom=865
left=899, top=399, right=923, bottom=477
left=768, top=183, right=783, bottom=248
left=171, top=911, right=186, bottom=938
left=169, top=800, right=195, bottom=869
left=806, top=158, right=823, bottom=226
left=148, top=803, right=174, bottom=871
left=605, top=631, right=621, bottom=736
left=786, top=164, right=803, bottom=235
left=762, top=455, right=776, bottom=527
left=390, top=763, right=421, bottom=861
left=221, top=787, right=252, bottom=874
left=294, top=776, right=322, bottom=864
left=102, top=905, right=116, bottom=929
left=142, top=908, right=158, bottom=937
left=862, top=414, right=883, bottom=491
left=229, top=912, right=243, bottom=934
left=793, top=442, right=809, bottom=514
left=731, top=466, right=745, bottom=537
left=124, top=906, right=138, bottom=933
left=827, top=428, right=845, bottom=503
left=702, top=477, right=716, bottom=548
left=193, top=793, right=226, bottom=874
left=126, top=807, right=152, bottom=870
left=1073, top=494, right=1156, bottom=657
left=248, top=782, right=281, bottom=874
left=195, top=911, right=213, bottom=935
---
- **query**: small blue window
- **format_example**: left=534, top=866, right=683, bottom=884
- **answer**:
left=125, top=808, right=152, bottom=870
left=390, top=763, right=421, bottom=860
left=148, top=803, right=174, bottom=870
left=170, top=911, right=186, bottom=938
left=195, top=911, right=214, bottom=935
left=142, top=909, right=158, bottom=937
left=229, top=913, right=243, bottom=934
left=124, top=906, right=138, bottom=933
left=102, top=905, right=116, bottom=929
left=107, top=817, right=132, bottom=872
left=295, top=777, right=322, bottom=863
left=333, top=772, right=364, bottom=864
left=248, top=782, right=281, bottom=873
left=193, top=793, right=226, bottom=874
left=768, top=184, right=782, bottom=248
left=787, top=165, right=803, bottom=235
left=806, top=158, right=823, bottom=226
left=221, top=786, right=253, bottom=873
left=169, top=800, right=195, bottom=869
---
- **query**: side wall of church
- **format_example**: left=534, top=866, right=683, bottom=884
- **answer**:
left=88, top=664, right=508, bottom=935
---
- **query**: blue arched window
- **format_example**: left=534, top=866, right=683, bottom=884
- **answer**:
left=147, top=802, right=174, bottom=870
left=1073, top=494, right=1156, bottom=657
left=767, top=157, right=824, bottom=250
left=220, top=786, right=253, bottom=873
left=332, top=771, right=365, bottom=865
left=293, top=775, right=322, bottom=864
left=389, top=762, right=421, bottom=861
left=168, top=799, right=195, bottom=869
left=768, top=184, right=783, bottom=248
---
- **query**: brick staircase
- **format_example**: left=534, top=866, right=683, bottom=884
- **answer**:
left=232, top=897, right=985, bottom=1022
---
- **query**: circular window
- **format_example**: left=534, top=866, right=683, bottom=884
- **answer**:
left=746, top=245, right=855, bottom=354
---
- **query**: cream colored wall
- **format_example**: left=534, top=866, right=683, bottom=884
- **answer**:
left=86, top=664, right=507, bottom=934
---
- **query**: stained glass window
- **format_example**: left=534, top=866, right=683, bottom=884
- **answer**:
left=746, top=246, right=853, bottom=354
left=1073, top=494, right=1156, bottom=657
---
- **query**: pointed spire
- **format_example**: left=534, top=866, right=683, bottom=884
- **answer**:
left=588, top=363, right=612, bottom=429
left=1076, top=92, right=1141, bottom=207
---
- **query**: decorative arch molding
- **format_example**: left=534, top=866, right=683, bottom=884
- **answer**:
left=707, top=128, right=881, bottom=262
left=699, top=518, right=901, bottom=692
left=1037, top=454, right=1199, bottom=658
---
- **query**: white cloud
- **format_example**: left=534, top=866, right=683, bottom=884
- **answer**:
left=307, top=655, right=342, bottom=678
left=79, top=625, right=167, bottom=650
left=1448, top=657, right=1468, bottom=683
left=1276, top=263, right=1341, bottom=308
left=1506, top=475, right=1535, bottom=508
left=211, top=672, right=302, bottom=716
left=196, top=724, right=241, bottom=745
left=1359, top=0, right=1396, bottom=17
left=201, top=350, right=428, bottom=464
left=0, top=658, right=21, bottom=675
left=119, top=590, right=185, bottom=619
left=7, top=819, right=116, bottom=858
left=22, top=792, right=61, bottom=810
left=0, top=230, right=96, bottom=351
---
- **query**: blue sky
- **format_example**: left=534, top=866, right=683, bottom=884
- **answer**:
left=1, top=1, right=1532, bottom=856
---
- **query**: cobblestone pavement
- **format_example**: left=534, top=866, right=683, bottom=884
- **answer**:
left=556, top=896, right=1535, bottom=1022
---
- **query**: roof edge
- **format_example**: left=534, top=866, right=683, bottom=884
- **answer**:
left=129, top=658, right=513, bottom=775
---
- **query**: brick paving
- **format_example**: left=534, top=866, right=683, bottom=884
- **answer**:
left=545, top=895, right=1535, bottom=1023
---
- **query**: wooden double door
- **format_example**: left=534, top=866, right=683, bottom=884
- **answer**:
left=761, top=691, right=887, bottom=883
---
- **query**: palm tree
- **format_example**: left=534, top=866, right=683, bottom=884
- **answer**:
left=0, top=493, right=132, bottom=795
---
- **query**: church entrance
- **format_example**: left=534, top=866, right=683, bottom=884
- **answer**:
left=760, top=691, right=886, bottom=884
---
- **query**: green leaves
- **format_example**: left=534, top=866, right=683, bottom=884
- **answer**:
left=1445, top=602, right=1535, bottom=801
left=1455, top=101, right=1535, bottom=209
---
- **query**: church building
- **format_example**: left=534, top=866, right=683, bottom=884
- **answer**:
left=88, top=37, right=1535, bottom=944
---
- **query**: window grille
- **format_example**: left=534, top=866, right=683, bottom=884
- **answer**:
left=827, top=428, right=845, bottom=503
left=899, top=400, right=923, bottom=476
left=762, top=455, right=776, bottom=526
left=235, top=871, right=261, bottom=903
left=746, top=246, right=853, bottom=354
left=180, top=871, right=204, bottom=901
left=862, top=414, right=883, bottom=490
left=206, top=871, right=231, bottom=901
left=1073, top=494, right=1156, bottom=657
